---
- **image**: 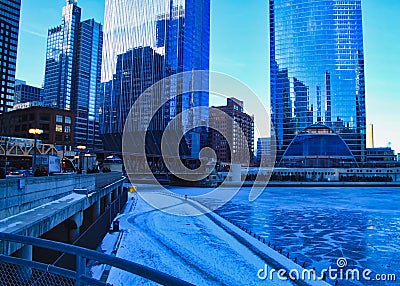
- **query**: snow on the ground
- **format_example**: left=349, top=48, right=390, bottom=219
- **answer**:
left=90, top=231, right=120, bottom=280
left=97, top=185, right=295, bottom=286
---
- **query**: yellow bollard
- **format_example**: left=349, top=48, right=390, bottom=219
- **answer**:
left=129, top=185, right=137, bottom=193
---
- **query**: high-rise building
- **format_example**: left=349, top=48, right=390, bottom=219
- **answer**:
left=100, top=0, right=210, bottom=157
left=74, top=19, right=103, bottom=150
left=256, top=137, right=271, bottom=165
left=270, top=0, right=366, bottom=165
left=43, top=1, right=103, bottom=151
left=44, top=0, right=81, bottom=110
left=0, top=0, right=21, bottom=114
left=13, top=80, right=43, bottom=106
left=208, top=98, right=254, bottom=165
left=100, top=46, right=166, bottom=153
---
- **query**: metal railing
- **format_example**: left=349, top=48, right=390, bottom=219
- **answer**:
left=0, top=232, right=194, bottom=286
left=94, top=172, right=123, bottom=189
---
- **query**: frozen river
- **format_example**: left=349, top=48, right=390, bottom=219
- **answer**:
left=171, top=186, right=400, bottom=285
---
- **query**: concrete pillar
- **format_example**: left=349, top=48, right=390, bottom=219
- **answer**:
left=100, top=196, right=106, bottom=213
left=92, top=200, right=100, bottom=220
left=118, top=185, right=122, bottom=196
left=117, top=186, right=122, bottom=211
left=229, top=164, right=242, bottom=183
left=111, top=190, right=116, bottom=202
left=68, top=212, right=83, bottom=243
left=69, top=228, right=79, bottom=243
left=15, top=245, right=32, bottom=281
left=71, top=212, right=83, bottom=228
left=106, top=193, right=111, bottom=205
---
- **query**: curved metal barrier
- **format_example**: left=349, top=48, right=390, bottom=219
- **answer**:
left=0, top=232, right=194, bottom=286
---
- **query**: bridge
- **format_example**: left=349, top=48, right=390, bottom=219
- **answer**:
left=123, top=153, right=222, bottom=186
left=0, top=137, right=58, bottom=158
left=0, top=172, right=124, bottom=262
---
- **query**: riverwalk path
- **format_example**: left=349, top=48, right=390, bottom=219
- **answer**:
left=91, top=185, right=329, bottom=286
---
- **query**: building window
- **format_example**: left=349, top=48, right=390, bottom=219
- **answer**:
left=65, top=125, right=71, bottom=133
left=56, top=115, right=63, bottom=123
left=56, top=125, right=63, bottom=132
left=65, top=116, right=71, bottom=124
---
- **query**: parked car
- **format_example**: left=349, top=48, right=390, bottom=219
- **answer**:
left=7, top=169, right=31, bottom=177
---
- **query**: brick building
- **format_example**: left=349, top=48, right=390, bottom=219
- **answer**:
left=0, top=106, right=75, bottom=147
left=208, top=98, right=254, bottom=165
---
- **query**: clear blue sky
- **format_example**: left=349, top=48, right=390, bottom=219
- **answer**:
left=16, top=0, right=400, bottom=152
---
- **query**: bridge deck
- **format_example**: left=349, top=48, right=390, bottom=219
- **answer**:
left=0, top=193, right=86, bottom=234
left=0, top=193, right=87, bottom=255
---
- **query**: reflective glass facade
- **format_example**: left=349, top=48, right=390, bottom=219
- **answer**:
left=279, top=123, right=358, bottom=168
left=100, top=46, right=166, bottom=152
left=74, top=19, right=103, bottom=150
left=44, top=0, right=81, bottom=110
left=43, top=1, right=103, bottom=151
left=100, top=0, right=210, bottom=157
left=270, top=0, right=366, bottom=164
left=0, top=0, right=21, bottom=114
left=14, top=80, right=42, bottom=105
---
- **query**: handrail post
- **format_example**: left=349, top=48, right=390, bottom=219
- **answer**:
left=75, top=255, right=86, bottom=286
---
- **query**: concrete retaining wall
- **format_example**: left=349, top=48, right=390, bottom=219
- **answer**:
left=0, top=175, right=97, bottom=220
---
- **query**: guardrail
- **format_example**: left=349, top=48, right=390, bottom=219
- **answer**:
left=95, top=172, right=123, bottom=189
left=0, top=172, right=124, bottom=221
left=0, top=232, right=194, bottom=286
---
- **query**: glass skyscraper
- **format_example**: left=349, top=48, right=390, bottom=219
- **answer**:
left=100, top=0, right=210, bottom=157
left=0, top=0, right=21, bottom=114
left=14, top=80, right=42, bottom=105
left=44, top=0, right=81, bottom=110
left=43, top=1, right=103, bottom=151
left=270, top=0, right=366, bottom=164
left=100, top=46, right=166, bottom=153
left=74, top=19, right=103, bottom=150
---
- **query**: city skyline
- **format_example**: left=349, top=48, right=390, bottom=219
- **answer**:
left=15, top=0, right=400, bottom=152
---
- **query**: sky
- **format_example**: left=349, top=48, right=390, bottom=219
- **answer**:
left=15, top=0, right=400, bottom=152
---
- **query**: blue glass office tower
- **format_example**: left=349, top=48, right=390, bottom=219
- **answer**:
left=43, top=1, right=103, bottom=151
left=14, top=80, right=42, bottom=105
left=100, top=46, right=166, bottom=153
left=270, top=0, right=366, bottom=165
left=0, top=0, right=21, bottom=114
left=101, top=0, right=210, bottom=157
left=44, top=0, right=81, bottom=110
left=74, top=19, right=103, bottom=150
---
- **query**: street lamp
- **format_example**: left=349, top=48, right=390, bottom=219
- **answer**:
left=29, top=128, right=43, bottom=175
left=77, top=145, right=86, bottom=172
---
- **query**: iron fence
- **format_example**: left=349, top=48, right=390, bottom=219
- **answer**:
left=0, top=232, right=194, bottom=286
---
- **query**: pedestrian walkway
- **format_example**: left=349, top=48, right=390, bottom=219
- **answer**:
left=93, top=185, right=329, bottom=286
